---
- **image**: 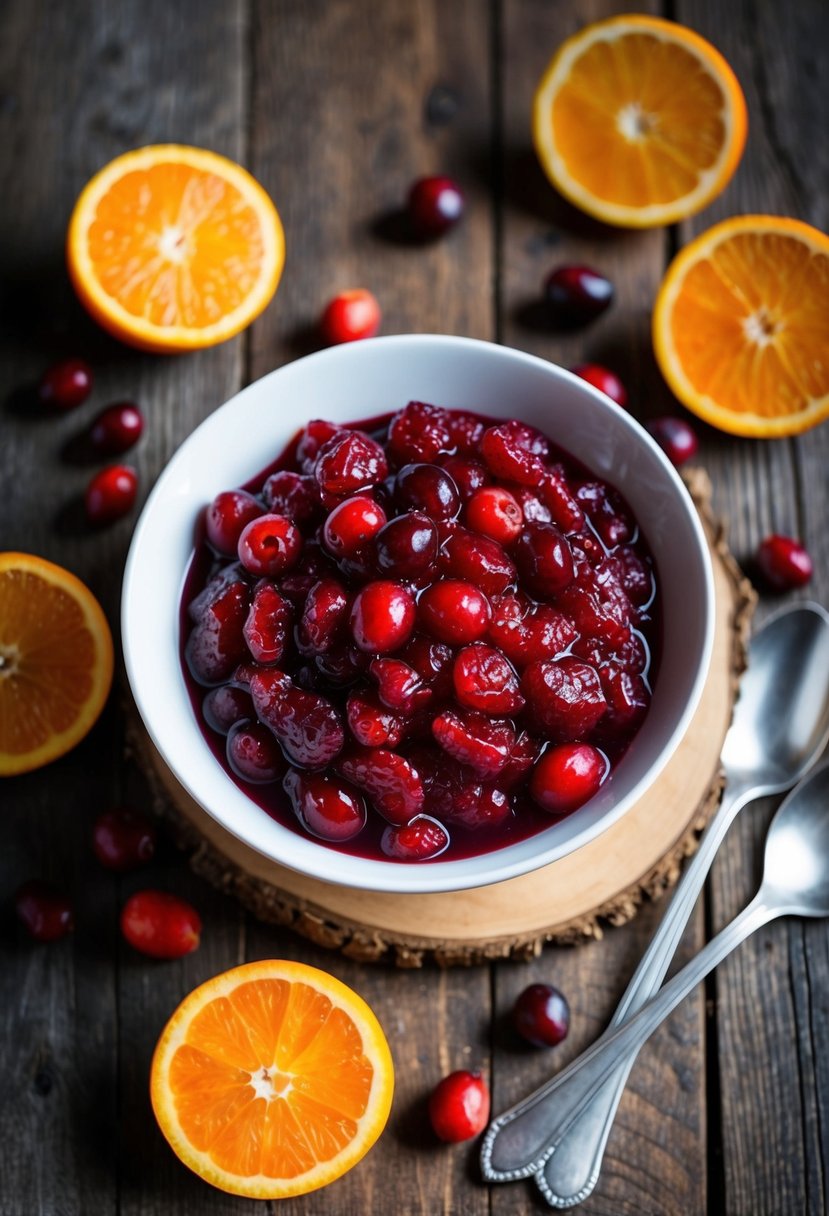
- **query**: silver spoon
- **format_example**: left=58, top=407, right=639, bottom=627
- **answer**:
left=481, top=602, right=829, bottom=1197
left=483, top=759, right=829, bottom=1200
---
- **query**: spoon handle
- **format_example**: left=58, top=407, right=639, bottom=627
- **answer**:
left=481, top=893, right=775, bottom=1183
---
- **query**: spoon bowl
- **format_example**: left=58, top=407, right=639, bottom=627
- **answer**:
left=760, top=762, right=829, bottom=915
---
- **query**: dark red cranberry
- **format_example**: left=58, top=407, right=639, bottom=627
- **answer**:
left=440, top=527, right=516, bottom=596
left=544, top=265, right=613, bottom=326
left=314, top=642, right=368, bottom=687
left=323, top=496, right=387, bottom=557
left=92, top=807, right=157, bottom=871
left=598, top=667, right=650, bottom=737
left=418, top=580, right=491, bottom=645
left=320, top=289, right=381, bottom=344
left=237, top=514, right=302, bottom=577
left=488, top=595, right=578, bottom=669
left=407, top=175, right=465, bottom=238
left=262, top=470, right=319, bottom=522
left=530, top=742, right=607, bottom=814
left=480, top=422, right=547, bottom=486
left=453, top=642, right=524, bottom=715
left=646, top=416, right=699, bottom=466
left=429, top=1070, right=490, bottom=1141
left=439, top=455, right=490, bottom=500
left=513, top=523, right=576, bottom=596
left=283, top=768, right=367, bottom=841
left=513, top=984, right=570, bottom=1047
left=296, top=420, right=342, bottom=473
left=14, top=880, right=74, bottom=942
left=395, top=463, right=461, bottom=521
left=400, top=634, right=455, bottom=697
left=186, top=579, right=250, bottom=686
left=374, top=511, right=438, bottom=579
left=557, top=569, right=631, bottom=648
left=511, top=486, right=552, bottom=524
left=538, top=467, right=585, bottom=534
left=249, top=669, right=345, bottom=770
left=38, top=357, right=93, bottom=410
left=336, top=747, right=424, bottom=824
left=188, top=562, right=248, bottom=623
left=387, top=401, right=452, bottom=465
left=85, top=464, right=138, bottom=524
left=243, top=581, right=292, bottom=664
left=89, top=402, right=144, bottom=453
left=370, top=656, right=432, bottom=713
left=120, top=890, right=201, bottom=959
left=447, top=409, right=487, bottom=454
left=296, top=577, right=350, bottom=654
left=432, top=709, right=514, bottom=779
left=346, top=687, right=405, bottom=748
left=756, top=534, right=813, bottom=591
left=465, top=486, right=523, bottom=544
left=498, top=731, right=540, bottom=789
left=521, top=658, right=607, bottom=740
left=202, top=684, right=254, bottom=734
left=571, top=363, right=628, bottom=408
left=350, top=580, right=416, bottom=653
left=315, top=430, right=389, bottom=498
left=205, top=490, right=262, bottom=555
left=227, top=720, right=286, bottom=783
left=381, top=815, right=450, bottom=861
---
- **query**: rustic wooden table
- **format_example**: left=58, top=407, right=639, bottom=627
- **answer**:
left=2, top=2, right=828, bottom=1214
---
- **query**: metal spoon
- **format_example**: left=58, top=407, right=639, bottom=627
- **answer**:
left=481, top=603, right=829, bottom=1197
left=483, top=759, right=829, bottom=1199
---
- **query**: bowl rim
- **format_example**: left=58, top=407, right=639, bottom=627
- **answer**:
left=122, top=333, right=715, bottom=894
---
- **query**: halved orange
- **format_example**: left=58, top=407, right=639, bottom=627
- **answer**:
left=67, top=145, right=284, bottom=353
left=533, top=14, right=747, bottom=228
left=150, top=960, right=394, bottom=1199
left=653, top=215, right=829, bottom=437
left=0, top=554, right=114, bottom=776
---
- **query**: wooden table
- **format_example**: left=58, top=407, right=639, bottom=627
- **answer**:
left=2, top=3, right=827, bottom=1213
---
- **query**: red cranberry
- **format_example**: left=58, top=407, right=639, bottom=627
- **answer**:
left=407, top=175, right=465, bottom=238
left=530, top=742, right=607, bottom=814
left=465, top=486, right=523, bottom=544
left=297, top=577, right=350, bottom=654
left=315, top=431, right=388, bottom=498
left=440, top=455, right=490, bottom=500
left=262, top=470, right=319, bottom=522
left=395, top=463, right=461, bottom=521
left=38, top=357, right=93, bottom=410
left=249, top=669, right=345, bottom=770
left=381, top=815, right=450, bottom=861
left=401, top=634, right=455, bottom=696
left=513, top=984, right=570, bottom=1047
left=512, top=486, right=552, bottom=524
left=439, top=528, right=516, bottom=596
left=120, top=890, right=201, bottom=959
left=446, top=410, right=487, bottom=454
left=14, top=880, right=74, bottom=942
left=429, top=1070, right=490, bottom=1141
left=513, top=523, right=576, bottom=596
left=284, top=767, right=367, bottom=841
left=350, top=580, right=416, bottom=653
left=89, top=402, right=144, bottom=453
left=323, top=496, right=387, bottom=558
left=370, top=656, right=432, bottom=713
left=544, top=265, right=614, bottom=326
left=757, top=534, right=813, bottom=591
left=237, top=514, right=302, bottom=577
left=387, top=401, right=452, bottom=465
left=521, top=658, right=607, bottom=740
left=646, top=416, right=699, bottom=466
left=244, top=581, right=293, bottom=664
left=202, top=684, right=254, bottom=734
left=227, top=720, right=286, bottom=783
left=539, top=467, right=584, bottom=534
left=336, top=746, right=424, bottom=824
left=432, top=709, right=514, bottom=779
left=374, top=511, right=438, bottom=579
left=488, top=595, right=578, bottom=668
left=320, top=289, right=381, bottom=344
left=206, top=490, right=263, bottom=555
left=186, top=578, right=250, bottom=686
left=92, top=807, right=157, bottom=871
left=480, top=422, right=547, bottom=486
left=346, top=687, right=405, bottom=748
left=499, top=731, right=540, bottom=789
left=85, top=464, right=138, bottom=524
left=296, top=420, right=342, bottom=472
left=418, top=580, right=491, bottom=645
left=571, top=363, right=628, bottom=408
left=453, top=642, right=524, bottom=715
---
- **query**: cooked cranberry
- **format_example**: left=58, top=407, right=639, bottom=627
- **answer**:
left=85, top=464, right=138, bottom=524
left=513, top=984, right=570, bottom=1047
left=370, top=656, right=432, bottom=713
left=539, top=468, right=585, bottom=534
left=346, top=687, right=405, bottom=748
left=315, top=431, right=388, bottom=498
left=243, top=580, right=292, bottom=664
left=513, top=523, right=576, bottom=596
left=296, top=577, right=350, bottom=654
left=574, top=481, right=632, bottom=547
left=185, top=579, right=250, bottom=686
left=38, top=357, right=93, bottom=410
left=544, top=265, right=613, bottom=326
left=320, top=289, right=381, bottom=344
left=418, top=579, right=491, bottom=645
left=447, top=410, right=487, bottom=454
left=381, top=815, right=450, bottom=861
left=206, top=490, right=263, bottom=555
left=336, top=746, right=424, bottom=824
left=249, top=669, right=344, bottom=770
left=598, top=667, right=650, bottom=736
left=571, top=363, right=628, bottom=408
left=756, top=534, right=813, bottom=591
left=557, top=569, right=631, bottom=648
left=262, top=470, right=319, bottom=521
left=407, top=175, right=465, bottom=238
left=395, top=463, right=461, bottom=521
left=283, top=768, right=367, bottom=841
left=512, top=486, right=552, bottom=524
left=465, top=486, right=523, bottom=544
left=237, top=514, right=302, bottom=577
left=373, top=511, right=438, bottom=579
left=314, top=642, right=368, bottom=687
left=227, top=720, right=286, bottom=783
left=350, top=580, right=416, bottom=653
left=400, top=634, right=455, bottom=696
left=202, top=684, right=254, bottom=734
left=387, top=401, right=452, bottom=465
left=498, top=731, right=540, bottom=788
left=89, top=402, right=144, bottom=453
left=120, top=890, right=201, bottom=959
left=440, top=528, right=516, bottom=596
left=433, top=709, right=514, bottom=778
left=481, top=422, right=547, bottom=486
left=92, top=807, right=157, bottom=870
left=429, top=1070, right=490, bottom=1141
left=297, top=420, right=342, bottom=472
left=440, top=454, right=490, bottom=500
left=646, top=416, right=699, bottom=466
left=14, top=880, right=73, bottom=942
left=488, top=595, right=578, bottom=668
left=530, top=742, right=607, bottom=814
left=521, top=658, right=607, bottom=740
left=453, top=642, right=524, bottom=715
left=323, top=496, right=387, bottom=557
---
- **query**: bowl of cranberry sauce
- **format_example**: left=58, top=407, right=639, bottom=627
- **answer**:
left=123, top=335, right=714, bottom=894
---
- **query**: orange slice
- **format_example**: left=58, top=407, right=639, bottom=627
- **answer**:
left=150, top=960, right=394, bottom=1199
left=533, top=14, right=747, bottom=228
left=0, top=554, right=114, bottom=776
left=67, top=145, right=284, bottom=353
left=653, top=215, right=829, bottom=437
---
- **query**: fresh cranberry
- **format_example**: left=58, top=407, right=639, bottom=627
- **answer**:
left=120, top=890, right=201, bottom=959
left=395, top=463, right=461, bottom=521
left=315, top=431, right=389, bottom=498
left=465, top=486, right=523, bottom=544
left=513, top=984, right=570, bottom=1047
left=407, top=175, right=465, bottom=238
left=14, top=880, right=74, bottom=942
left=323, top=496, right=387, bottom=557
left=440, top=528, right=516, bottom=596
left=571, top=363, right=628, bottom=408
left=544, top=265, right=613, bottom=326
left=439, top=455, right=490, bottom=500
left=202, top=684, right=254, bottom=734
left=350, top=580, right=416, bottom=653
left=336, top=747, right=424, bottom=824
left=320, top=289, right=381, bottom=344
left=346, top=687, right=405, bottom=748
left=373, top=511, right=438, bottom=579
left=38, top=357, right=93, bottom=410
left=283, top=768, right=367, bottom=841
left=296, top=420, right=342, bottom=472
left=381, top=815, right=450, bottom=860
left=227, top=720, right=286, bottom=783
left=453, top=642, right=524, bottom=714
left=429, top=1070, right=490, bottom=1141
left=530, top=742, right=607, bottom=814
left=185, top=579, right=250, bottom=685
left=89, top=402, right=144, bottom=454
left=418, top=580, right=491, bottom=645
left=92, top=807, right=157, bottom=871
left=297, top=578, right=350, bottom=654
left=387, top=401, right=452, bottom=465
left=480, top=422, right=548, bottom=486
left=262, top=470, right=319, bottom=522
left=756, top=534, right=813, bottom=591
left=85, top=464, right=138, bottom=524
left=249, top=669, right=344, bottom=770
left=237, top=514, right=302, bottom=577
left=513, top=523, right=576, bottom=596
left=370, top=656, right=432, bottom=713
left=646, top=416, right=699, bottom=466
left=243, top=581, right=292, bottom=664
left=432, top=709, right=514, bottom=779
left=205, top=490, right=263, bottom=555
left=521, top=658, right=607, bottom=740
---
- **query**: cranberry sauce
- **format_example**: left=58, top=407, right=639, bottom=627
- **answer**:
left=180, top=403, right=660, bottom=863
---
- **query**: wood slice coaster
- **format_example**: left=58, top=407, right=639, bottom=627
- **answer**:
left=130, top=469, right=756, bottom=968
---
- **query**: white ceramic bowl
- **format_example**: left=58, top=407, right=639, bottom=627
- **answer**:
left=123, top=334, right=714, bottom=895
